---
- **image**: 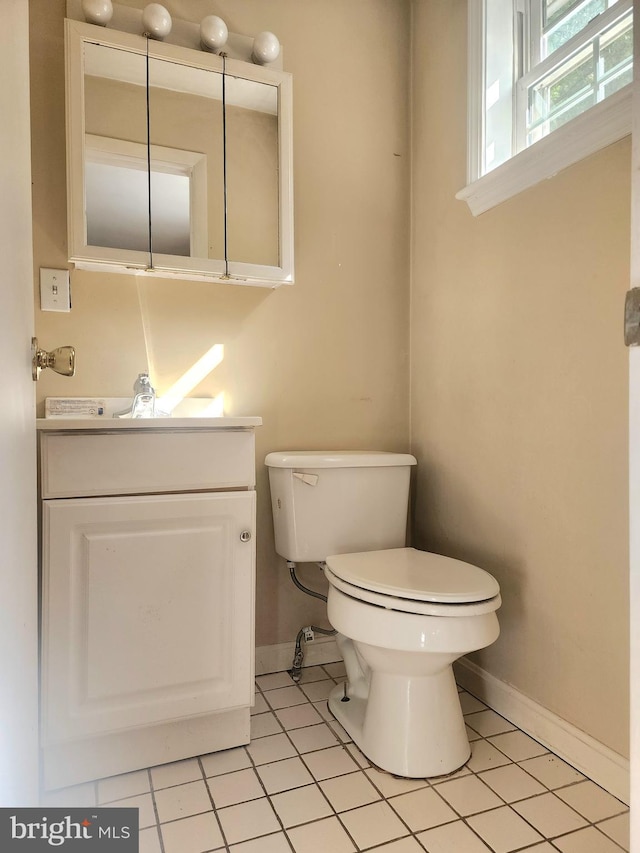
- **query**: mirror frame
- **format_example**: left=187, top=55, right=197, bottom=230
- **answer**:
left=65, top=19, right=294, bottom=286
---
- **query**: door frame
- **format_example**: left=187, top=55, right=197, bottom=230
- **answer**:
left=0, top=0, right=39, bottom=806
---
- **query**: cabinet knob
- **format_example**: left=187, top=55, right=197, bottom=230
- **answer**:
left=240, top=530, right=252, bottom=542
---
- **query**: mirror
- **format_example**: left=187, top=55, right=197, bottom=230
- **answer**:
left=65, top=19, right=293, bottom=285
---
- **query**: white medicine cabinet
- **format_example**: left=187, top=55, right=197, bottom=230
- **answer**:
left=65, top=18, right=294, bottom=286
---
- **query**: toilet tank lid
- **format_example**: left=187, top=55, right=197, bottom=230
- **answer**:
left=265, top=451, right=417, bottom=469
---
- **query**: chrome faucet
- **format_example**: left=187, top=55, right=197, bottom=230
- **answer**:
left=114, top=373, right=156, bottom=418
left=131, top=372, right=156, bottom=418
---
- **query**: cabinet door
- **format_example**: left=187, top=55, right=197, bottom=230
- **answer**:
left=41, top=491, right=255, bottom=745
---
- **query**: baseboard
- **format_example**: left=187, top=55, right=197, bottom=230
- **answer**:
left=455, top=658, right=630, bottom=804
left=255, top=636, right=341, bottom=676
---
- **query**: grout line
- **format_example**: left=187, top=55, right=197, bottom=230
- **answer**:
left=195, top=754, right=231, bottom=852
left=146, top=767, right=165, bottom=853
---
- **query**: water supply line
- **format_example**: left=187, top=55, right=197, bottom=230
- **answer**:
left=287, top=560, right=336, bottom=682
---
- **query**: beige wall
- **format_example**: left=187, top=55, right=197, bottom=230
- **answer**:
left=29, top=0, right=411, bottom=646
left=410, top=0, right=630, bottom=756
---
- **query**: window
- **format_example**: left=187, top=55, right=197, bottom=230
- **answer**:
left=458, top=0, right=633, bottom=215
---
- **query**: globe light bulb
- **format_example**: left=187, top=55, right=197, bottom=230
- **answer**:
left=200, top=15, right=229, bottom=53
left=81, top=0, right=113, bottom=26
left=252, top=31, right=280, bottom=65
left=142, top=3, right=172, bottom=40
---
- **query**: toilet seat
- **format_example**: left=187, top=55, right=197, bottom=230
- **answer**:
left=324, top=547, right=501, bottom=617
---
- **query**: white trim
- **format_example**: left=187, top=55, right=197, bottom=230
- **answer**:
left=455, top=657, right=630, bottom=804
left=255, top=636, right=341, bottom=676
left=466, top=0, right=485, bottom=184
left=457, top=84, right=631, bottom=215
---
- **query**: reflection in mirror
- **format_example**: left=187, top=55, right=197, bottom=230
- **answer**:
left=147, top=57, right=224, bottom=261
left=225, top=77, right=279, bottom=267
left=85, top=136, right=204, bottom=255
left=83, top=42, right=149, bottom=254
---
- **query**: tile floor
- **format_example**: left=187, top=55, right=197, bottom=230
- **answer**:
left=43, top=662, right=630, bottom=853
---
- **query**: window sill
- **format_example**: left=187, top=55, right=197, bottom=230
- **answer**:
left=456, top=86, right=632, bottom=217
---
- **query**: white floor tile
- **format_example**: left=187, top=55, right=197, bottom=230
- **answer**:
left=256, top=672, right=295, bottom=691
left=364, top=766, right=429, bottom=798
left=553, top=826, right=629, bottom=853
left=269, top=782, right=333, bottom=827
left=326, top=719, right=352, bottom=743
left=275, top=703, right=324, bottom=730
left=154, top=780, right=212, bottom=824
left=478, top=763, right=546, bottom=803
left=417, top=819, right=493, bottom=852
left=512, top=792, right=588, bottom=837
left=251, top=693, right=269, bottom=715
left=488, top=730, right=548, bottom=761
left=435, top=774, right=503, bottom=815
left=104, top=793, right=156, bottom=830
left=459, top=692, right=489, bottom=714
left=320, top=770, right=381, bottom=811
left=313, top=700, right=334, bottom=722
left=217, top=797, right=281, bottom=845
left=466, top=805, right=544, bottom=853
left=297, top=665, right=331, bottom=684
left=160, top=812, right=224, bottom=853
left=466, top=723, right=483, bottom=742
left=206, top=768, right=264, bottom=808
left=246, top=733, right=297, bottom=766
left=286, top=815, right=355, bottom=853
left=467, top=739, right=513, bottom=772
left=250, top=712, right=282, bottom=739
left=287, top=722, right=339, bottom=753
left=323, top=662, right=347, bottom=679
left=345, top=742, right=370, bottom=768
left=518, top=754, right=585, bottom=789
left=265, top=685, right=308, bottom=710
left=257, top=756, right=314, bottom=794
left=465, top=709, right=516, bottom=737
left=139, top=826, right=163, bottom=853
left=555, top=780, right=628, bottom=822
left=230, top=832, right=292, bottom=852
left=370, top=839, right=425, bottom=853
left=388, top=787, right=457, bottom=832
left=150, top=758, right=202, bottom=790
left=300, top=680, right=337, bottom=702
left=86, top=674, right=632, bottom=853
left=201, top=747, right=251, bottom=778
left=98, top=770, right=149, bottom=804
left=596, top=812, right=630, bottom=851
left=339, top=800, right=409, bottom=849
left=302, top=745, right=360, bottom=781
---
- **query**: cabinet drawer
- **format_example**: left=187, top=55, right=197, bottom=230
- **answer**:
left=40, top=429, right=255, bottom=498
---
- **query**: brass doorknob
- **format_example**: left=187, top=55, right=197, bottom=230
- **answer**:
left=32, top=337, right=76, bottom=381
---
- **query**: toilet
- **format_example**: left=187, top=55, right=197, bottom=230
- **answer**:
left=265, top=451, right=501, bottom=778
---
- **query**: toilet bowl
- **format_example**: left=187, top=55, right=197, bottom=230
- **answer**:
left=324, top=547, right=501, bottom=778
left=265, top=451, right=501, bottom=779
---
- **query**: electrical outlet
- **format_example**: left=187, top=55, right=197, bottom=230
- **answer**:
left=40, top=268, right=71, bottom=312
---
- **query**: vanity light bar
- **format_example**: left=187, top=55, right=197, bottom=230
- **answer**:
left=73, top=0, right=282, bottom=66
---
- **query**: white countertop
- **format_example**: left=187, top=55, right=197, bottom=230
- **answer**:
left=37, top=416, right=262, bottom=431
left=38, top=397, right=261, bottom=430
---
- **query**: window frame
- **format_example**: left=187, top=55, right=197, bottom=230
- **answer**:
left=457, top=0, right=632, bottom=216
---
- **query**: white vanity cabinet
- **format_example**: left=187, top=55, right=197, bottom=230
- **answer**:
left=37, top=420, right=260, bottom=790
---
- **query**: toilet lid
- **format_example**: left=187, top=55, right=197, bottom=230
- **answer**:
left=325, top=547, right=499, bottom=604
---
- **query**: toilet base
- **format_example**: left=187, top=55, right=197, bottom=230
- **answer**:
left=327, top=665, right=471, bottom=778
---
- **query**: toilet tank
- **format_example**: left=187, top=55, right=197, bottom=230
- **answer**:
left=265, top=451, right=417, bottom=563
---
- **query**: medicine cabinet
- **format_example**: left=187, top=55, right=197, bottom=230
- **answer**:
left=65, top=19, right=294, bottom=286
